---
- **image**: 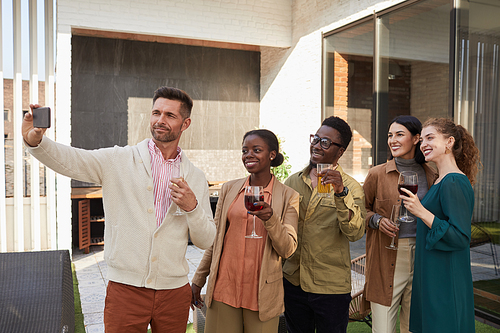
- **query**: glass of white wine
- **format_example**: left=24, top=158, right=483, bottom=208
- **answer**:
left=386, top=204, right=402, bottom=250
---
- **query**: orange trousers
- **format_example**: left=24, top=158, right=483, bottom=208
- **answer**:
left=104, top=281, right=191, bottom=333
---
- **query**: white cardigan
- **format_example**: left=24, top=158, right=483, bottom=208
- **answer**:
left=27, top=137, right=216, bottom=290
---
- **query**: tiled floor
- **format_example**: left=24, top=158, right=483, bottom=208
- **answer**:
left=72, top=235, right=500, bottom=333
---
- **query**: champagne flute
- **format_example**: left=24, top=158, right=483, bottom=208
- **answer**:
left=386, top=204, right=402, bottom=250
left=398, top=171, right=418, bottom=223
left=172, top=162, right=184, bottom=216
left=244, top=186, right=264, bottom=239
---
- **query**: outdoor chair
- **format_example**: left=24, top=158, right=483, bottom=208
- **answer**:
left=193, top=254, right=372, bottom=332
left=470, top=222, right=499, bottom=275
left=349, top=254, right=372, bottom=327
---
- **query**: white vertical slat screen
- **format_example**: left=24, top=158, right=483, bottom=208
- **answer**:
left=13, top=0, right=24, bottom=251
left=1, top=0, right=57, bottom=252
left=44, top=0, right=57, bottom=250
left=29, top=0, right=41, bottom=251
left=0, top=1, right=6, bottom=252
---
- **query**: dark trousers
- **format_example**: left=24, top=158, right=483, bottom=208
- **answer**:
left=283, top=278, right=351, bottom=333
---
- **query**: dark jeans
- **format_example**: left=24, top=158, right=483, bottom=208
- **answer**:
left=283, top=278, right=351, bottom=333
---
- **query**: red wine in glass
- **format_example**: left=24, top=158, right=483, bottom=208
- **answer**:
left=245, top=195, right=264, bottom=211
left=398, top=184, right=418, bottom=197
left=398, top=171, right=418, bottom=223
left=244, top=186, right=263, bottom=239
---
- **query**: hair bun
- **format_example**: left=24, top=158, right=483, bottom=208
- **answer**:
left=271, top=153, right=284, bottom=167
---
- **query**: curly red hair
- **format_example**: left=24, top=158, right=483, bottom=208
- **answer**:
left=423, top=118, right=480, bottom=185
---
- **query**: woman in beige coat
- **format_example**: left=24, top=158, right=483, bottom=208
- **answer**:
left=191, top=129, right=299, bottom=333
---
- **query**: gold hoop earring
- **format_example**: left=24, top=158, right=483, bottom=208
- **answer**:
left=445, top=146, right=451, bottom=154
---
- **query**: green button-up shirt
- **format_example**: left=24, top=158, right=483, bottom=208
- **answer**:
left=283, top=164, right=366, bottom=294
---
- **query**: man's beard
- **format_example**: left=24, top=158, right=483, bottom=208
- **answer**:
left=151, top=126, right=180, bottom=143
left=309, top=160, right=317, bottom=169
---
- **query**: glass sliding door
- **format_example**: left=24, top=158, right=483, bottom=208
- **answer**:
left=457, top=0, right=500, bottom=227
left=323, top=21, right=374, bottom=182
left=375, top=0, right=451, bottom=164
left=323, top=0, right=452, bottom=182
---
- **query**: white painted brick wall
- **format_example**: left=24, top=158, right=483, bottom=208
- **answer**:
left=57, top=0, right=292, bottom=47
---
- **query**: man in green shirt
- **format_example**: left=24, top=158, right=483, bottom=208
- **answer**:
left=283, top=116, right=366, bottom=333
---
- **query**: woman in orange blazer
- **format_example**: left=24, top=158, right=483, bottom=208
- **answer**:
left=191, top=129, right=299, bottom=333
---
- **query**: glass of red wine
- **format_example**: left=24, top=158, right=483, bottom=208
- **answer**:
left=398, top=171, right=418, bottom=223
left=244, top=186, right=264, bottom=239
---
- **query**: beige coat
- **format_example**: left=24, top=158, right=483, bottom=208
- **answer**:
left=363, top=159, right=437, bottom=306
left=192, top=177, right=299, bottom=321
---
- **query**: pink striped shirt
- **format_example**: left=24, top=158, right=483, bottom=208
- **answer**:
left=148, top=139, right=182, bottom=227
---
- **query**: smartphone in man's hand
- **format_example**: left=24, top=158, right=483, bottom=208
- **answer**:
left=33, top=107, right=51, bottom=128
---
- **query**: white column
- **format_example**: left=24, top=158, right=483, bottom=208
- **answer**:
left=29, top=0, right=41, bottom=251
left=45, top=0, right=56, bottom=250
left=13, top=0, right=24, bottom=251
left=0, top=1, right=7, bottom=252
left=55, top=27, right=72, bottom=251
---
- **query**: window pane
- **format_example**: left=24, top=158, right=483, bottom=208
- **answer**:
left=376, top=0, right=451, bottom=163
left=324, top=21, right=374, bottom=182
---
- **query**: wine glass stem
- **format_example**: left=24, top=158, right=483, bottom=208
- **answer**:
left=252, top=215, right=256, bottom=235
left=402, top=202, right=408, bottom=219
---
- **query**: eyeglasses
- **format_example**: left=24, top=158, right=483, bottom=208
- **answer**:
left=310, top=134, right=343, bottom=150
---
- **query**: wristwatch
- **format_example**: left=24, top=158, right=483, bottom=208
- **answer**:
left=334, top=186, right=349, bottom=197
left=375, top=216, right=382, bottom=229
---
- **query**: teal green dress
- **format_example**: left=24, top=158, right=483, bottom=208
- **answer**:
left=409, top=173, right=475, bottom=333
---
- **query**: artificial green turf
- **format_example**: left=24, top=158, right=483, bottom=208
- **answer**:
left=346, top=313, right=499, bottom=332
left=72, top=263, right=86, bottom=333
left=475, top=279, right=500, bottom=296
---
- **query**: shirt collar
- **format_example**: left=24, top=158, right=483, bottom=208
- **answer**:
left=148, top=139, right=182, bottom=163
left=385, top=158, right=398, bottom=174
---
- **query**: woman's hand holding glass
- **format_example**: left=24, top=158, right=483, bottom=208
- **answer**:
left=400, top=186, right=437, bottom=228
left=247, top=201, right=273, bottom=222
left=386, top=205, right=402, bottom=250
left=378, top=216, right=399, bottom=238
left=399, top=187, right=425, bottom=219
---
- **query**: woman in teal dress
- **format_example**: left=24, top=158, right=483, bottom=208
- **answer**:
left=399, top=118, right=480, bottom=333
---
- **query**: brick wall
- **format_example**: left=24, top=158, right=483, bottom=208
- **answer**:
left=3, top=79, right=46, bottom=139
left=411, top=61, right=449, bottom=121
